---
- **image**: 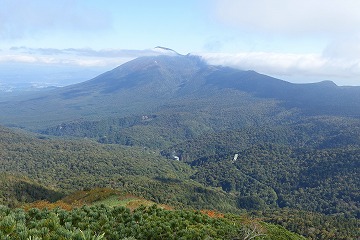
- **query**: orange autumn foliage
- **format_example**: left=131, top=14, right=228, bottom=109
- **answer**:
left=200, top=209, right=224, bottom=218
left=23, top=200, right=73, bottom=211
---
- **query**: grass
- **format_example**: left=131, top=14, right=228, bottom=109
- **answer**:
left=22, top=188, right=172, bottom=211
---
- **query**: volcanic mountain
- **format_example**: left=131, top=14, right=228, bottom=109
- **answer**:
left=0, top=53, right=359, bottom=129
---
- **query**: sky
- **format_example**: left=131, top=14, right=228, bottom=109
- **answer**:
left=1, top=0, right=360, bottom=87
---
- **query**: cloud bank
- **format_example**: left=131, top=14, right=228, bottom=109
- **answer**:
left=200, top=51, right=360, bottom=86
left=0, top=47, right=177, bottom=67
left=1, top=46, right=360, bottom=86
left=209, top=0, right=360, bottom=85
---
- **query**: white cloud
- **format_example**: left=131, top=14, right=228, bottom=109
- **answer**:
left=213, top=0, right=360, bottom=36
left=2, top=46, right=359, bottom=86
left=18, top=47, right=159, bottom=58
left=0, top=47, right=176, bottom=67
left=208, top=0, right=360, bottom=85
left=0, top=52, right=128, bottom=67
left=200, top=51, right=360, bottom=85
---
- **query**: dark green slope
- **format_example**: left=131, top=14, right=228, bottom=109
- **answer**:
left=0, top=125, right=238, bottom=212
left=0, top=173, right=64, bottom=207
left=157, top=117, right=360, bottom=218
left=189, top=145, right=359, bottom=217
left=34, top=114, right=360, bottom=218
left=164, top=116, right=360, bottom=161
left=40, top=96, right=293, bottom=149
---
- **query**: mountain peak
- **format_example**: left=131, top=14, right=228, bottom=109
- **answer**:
left=318, top=80, right=337, bottom=87
left=153, top=46, right=182, bottom=56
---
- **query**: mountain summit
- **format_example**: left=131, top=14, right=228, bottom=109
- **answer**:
left=153, top=46, right=182, bottom=56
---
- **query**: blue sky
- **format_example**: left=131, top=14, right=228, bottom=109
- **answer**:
left=1, top=0, right=360, bottom=86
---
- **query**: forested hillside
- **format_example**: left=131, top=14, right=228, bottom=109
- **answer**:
left=190, top=145, right=359, bottom=216
left=39, top=114, right=360, bottom=218
left=0, top=126, right=235, bottom=211
left=1, top=124, right=359, bottom=239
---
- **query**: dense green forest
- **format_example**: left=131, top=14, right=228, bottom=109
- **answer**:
left=1, top=124, right=359, bottom=239
left=190, top=145, right=359, bottom=216
left=39, top=114, right=360, bottom=218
